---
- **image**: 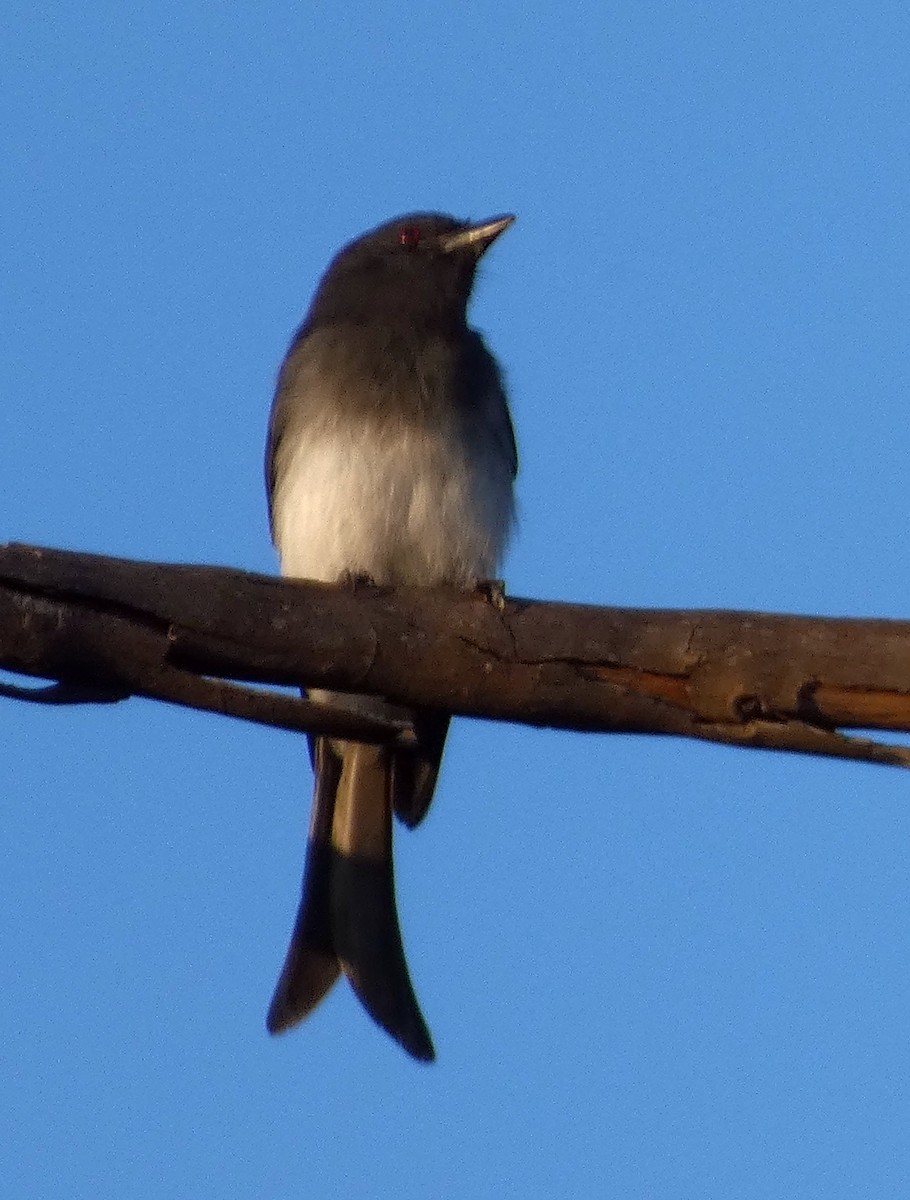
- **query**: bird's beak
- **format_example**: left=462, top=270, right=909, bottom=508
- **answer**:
left=439, top=214, right=515, bottom=256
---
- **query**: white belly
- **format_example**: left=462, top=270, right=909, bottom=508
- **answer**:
left=272, top=417, right=515, bottom=588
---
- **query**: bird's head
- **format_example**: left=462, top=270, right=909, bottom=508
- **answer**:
left=306, top=212, right=515, bottom=329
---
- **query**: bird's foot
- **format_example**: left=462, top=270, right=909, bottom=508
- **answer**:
left=475, top=578, right=507, bottom=611
left=337, top=569, right=377, bottom=593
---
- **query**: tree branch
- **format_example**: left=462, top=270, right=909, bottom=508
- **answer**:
left=2, top=541, right=910, bottom=768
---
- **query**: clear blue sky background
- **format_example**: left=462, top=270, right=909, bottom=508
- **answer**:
left=3, top=3, right=910, bottom=1196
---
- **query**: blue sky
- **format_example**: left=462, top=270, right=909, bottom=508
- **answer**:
left=3, top=2, right=910, bottom=1196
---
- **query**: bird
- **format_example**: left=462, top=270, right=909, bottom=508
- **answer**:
left=264, top=211, right=517, bottom=1061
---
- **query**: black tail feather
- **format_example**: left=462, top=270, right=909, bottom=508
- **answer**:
left=267, top=737, right=435, bottom=1062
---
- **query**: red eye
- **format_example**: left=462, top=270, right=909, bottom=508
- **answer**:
left=398, top=225, right=422, bottom=249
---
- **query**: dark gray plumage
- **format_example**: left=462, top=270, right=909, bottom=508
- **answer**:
left=265, top=212, right=517, bottom=1061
